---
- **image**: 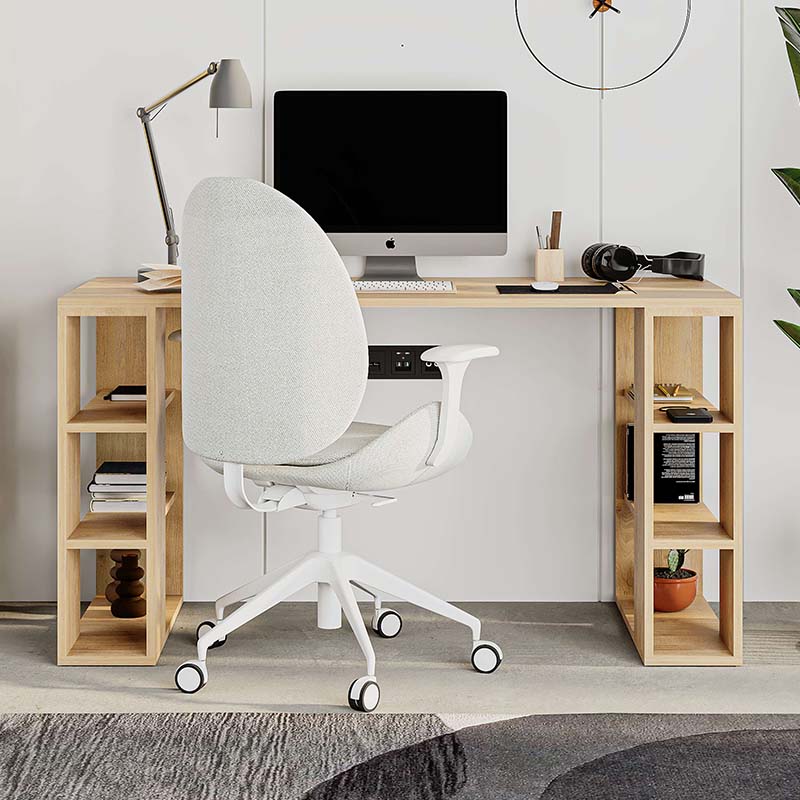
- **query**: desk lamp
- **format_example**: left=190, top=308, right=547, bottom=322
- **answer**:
left=136, top=59, right=252, bottom=266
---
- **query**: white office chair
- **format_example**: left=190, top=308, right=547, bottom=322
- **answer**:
left=174, top=177, right=501, bottom=711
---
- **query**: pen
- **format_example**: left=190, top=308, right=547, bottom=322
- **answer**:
left=536, top=226, right=545, bottom=250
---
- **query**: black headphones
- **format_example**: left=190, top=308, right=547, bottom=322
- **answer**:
left=581, top=243, right=642, bottom=283
left=581, top=244, right=705, bottom=283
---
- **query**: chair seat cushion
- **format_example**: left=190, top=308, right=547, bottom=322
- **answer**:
left=285, top=420, right=389, bottom=466
left=203, top=401, right=473, bottom=493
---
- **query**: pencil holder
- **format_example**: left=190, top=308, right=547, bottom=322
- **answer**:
left=534, top=249, right=564, bottom=282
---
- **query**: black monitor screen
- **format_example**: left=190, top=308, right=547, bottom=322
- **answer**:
left=273, top=91, right=507, bottom=234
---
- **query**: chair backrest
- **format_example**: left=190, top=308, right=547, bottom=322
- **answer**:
left=181, top=177, right=368, bottom=465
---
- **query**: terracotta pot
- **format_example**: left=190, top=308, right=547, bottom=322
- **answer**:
left=653, top=569, right=697, bottom=612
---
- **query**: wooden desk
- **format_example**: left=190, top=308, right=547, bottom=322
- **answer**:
left=57, top=277, right=742, bottom=666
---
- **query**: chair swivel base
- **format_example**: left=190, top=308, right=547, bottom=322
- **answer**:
left=175, top=510, right=503, bottom=711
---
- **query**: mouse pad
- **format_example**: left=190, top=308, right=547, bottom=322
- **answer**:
left=496, top=283, right=621, bottom=295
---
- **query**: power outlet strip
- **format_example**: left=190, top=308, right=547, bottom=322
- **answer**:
left=368, top=345, right=441, bottom=380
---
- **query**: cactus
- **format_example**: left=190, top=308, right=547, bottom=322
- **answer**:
left=667, top=549, right=687, bottom=575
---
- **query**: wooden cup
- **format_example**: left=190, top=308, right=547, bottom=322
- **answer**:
left=534, top=249, right=565, bottom=282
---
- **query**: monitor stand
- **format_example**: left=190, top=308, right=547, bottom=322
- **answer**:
left=361, top=256, right=422, bottom=281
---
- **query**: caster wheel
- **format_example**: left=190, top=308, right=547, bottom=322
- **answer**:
left=471, top=641, right=503, bottom=674
left=348, top=676, right=381, bottom=712
left=196, top=620, right=226, bottom=649
left=371, top=608, right=402, bottom=639
left=175, top=660, right=208, bottom=694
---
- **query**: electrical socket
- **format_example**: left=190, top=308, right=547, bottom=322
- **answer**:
left=368, top=345, right=441, bottom=380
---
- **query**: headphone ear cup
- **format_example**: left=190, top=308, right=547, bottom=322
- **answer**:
left=606, top=245, right=639, bottom=282
left=581, top=243, right=606, bottom=280
left=591, top=244, right=617, bottom=282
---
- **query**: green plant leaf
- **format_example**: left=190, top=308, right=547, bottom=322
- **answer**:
left=667, top=549, right=679, bottom=573
left=787, top=40, right=800, bottom=102
left=777, top=7, right=800, bottom=38
left=789, top=288, right=800, bottom=308
left=775, top=319, right=800, bottom=349
left=773, top=167, right=800, bottom=206
left=780, top=18, right=800, bottom=55
left=776, top=10, right=800, bottom=101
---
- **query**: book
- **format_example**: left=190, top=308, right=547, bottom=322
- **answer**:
left=90, top=492, right=147, bottom=501
left=88, top=483, right=148, bottom=493
left=90, top=498, right=147, bottom=513
left=137, top=263, right=181, bottom=293
left=103, top=384, right=146, bottom=402
left=626, top=425, right=700, bottom=503
left=94, top=461, right=147, bottom=485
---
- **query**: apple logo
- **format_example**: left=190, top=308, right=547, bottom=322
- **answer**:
left=385, top=237, right=396, bottom=250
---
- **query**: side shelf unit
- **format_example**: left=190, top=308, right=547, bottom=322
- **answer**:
left=57, top=302, right=183, bottom=665
left=614, top=307, right=743, bottom=665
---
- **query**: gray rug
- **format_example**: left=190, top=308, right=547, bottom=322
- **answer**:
left=2, top=713, right=800, bottom=799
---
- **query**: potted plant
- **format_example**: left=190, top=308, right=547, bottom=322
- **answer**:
left=654, top=549, right=697, bottom=612
left=773, top=7, right=800, bottom=350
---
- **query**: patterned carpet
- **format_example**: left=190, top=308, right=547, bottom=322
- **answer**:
left=2, top=713, right=800, bottom=799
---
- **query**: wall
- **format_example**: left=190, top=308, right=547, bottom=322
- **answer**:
left=2, top=0, right=766, bottom=604
left=0, top=0, right=265, bottom=601
left=260, top=0, right=740, bottom=603
left=742, top=3, right=800, bottom=599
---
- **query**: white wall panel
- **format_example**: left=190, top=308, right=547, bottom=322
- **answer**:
left=263, top=0, right=603, bottom=601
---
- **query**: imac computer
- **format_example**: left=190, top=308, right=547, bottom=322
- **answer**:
left=273, top=90, right=507, bottom=283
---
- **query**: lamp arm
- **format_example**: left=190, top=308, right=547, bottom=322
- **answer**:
left=138, top=113, right=178, bottom=264
left=141, top=63, right=217, bottom=116
left=135, top=63, right=218, bottom=266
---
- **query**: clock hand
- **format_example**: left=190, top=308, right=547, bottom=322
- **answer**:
left=589, top=0, right=621, bottom=18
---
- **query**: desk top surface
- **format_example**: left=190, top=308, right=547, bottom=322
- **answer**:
left=59, top=276, right=741, bottom=314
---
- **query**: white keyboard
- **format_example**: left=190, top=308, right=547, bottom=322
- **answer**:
left=353, top=280, right=455, bottom=293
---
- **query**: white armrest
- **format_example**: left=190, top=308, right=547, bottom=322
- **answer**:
left=421, top=344, right=499, bottom=364
left=421, top=344, right=499, bottom=467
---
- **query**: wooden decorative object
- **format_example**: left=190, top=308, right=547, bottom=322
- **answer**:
left=534, top=249, right=565, bottom=282
left=105, top=549, right=140, bottom=603
left=110, top=550, right=146, bottom=618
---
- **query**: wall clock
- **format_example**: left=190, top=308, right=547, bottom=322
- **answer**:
left=514, top=0, right=691, bottom=91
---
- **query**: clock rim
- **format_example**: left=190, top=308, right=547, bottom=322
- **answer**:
left=514, top=0, right=692, bottom=92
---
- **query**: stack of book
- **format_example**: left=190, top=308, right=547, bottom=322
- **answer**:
left=89, top=462, right=147, bottom=513
left=136, top=263, right=181, bottom=293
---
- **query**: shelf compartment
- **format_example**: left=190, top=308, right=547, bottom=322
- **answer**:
left=63, top=595, right=182, bottom=666
left=66, top=492, right=175, bottom=549
left=617, top=595, right=738, bottom=666
left=650, top=595, right=736, bottom=665
left=65, top=389, right=176, bottom=433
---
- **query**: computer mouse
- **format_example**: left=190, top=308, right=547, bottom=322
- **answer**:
left=531, top=281, right=559, bottom=292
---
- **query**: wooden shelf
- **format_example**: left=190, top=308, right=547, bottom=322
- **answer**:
left=653, top=407, right=733, bottom=433
left=653, top=519, right=734, bottom=549
left=617, top=595, right=738, bottom=666
left=623, top=389, right=733, bottom=432
left=65, top=389, right=176, bottom=433
left=623, top=500, right=734, bottom=548
left=62, top=595, right=182, bottom=666
left=66, top=492, right=175, bottom=549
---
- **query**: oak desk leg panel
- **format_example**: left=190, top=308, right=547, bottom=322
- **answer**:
left=614, top=309, right=742, bottom=666
left=56, top=311, right=183, bottom=665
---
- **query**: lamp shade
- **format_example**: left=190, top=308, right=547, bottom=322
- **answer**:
left=209, top=59, right=252, bottom=109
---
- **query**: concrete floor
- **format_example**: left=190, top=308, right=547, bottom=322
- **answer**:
left=2, top=602, right=800, bottom=714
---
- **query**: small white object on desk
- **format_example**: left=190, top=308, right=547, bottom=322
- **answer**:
left=531, top=281, right=559, bottom=292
